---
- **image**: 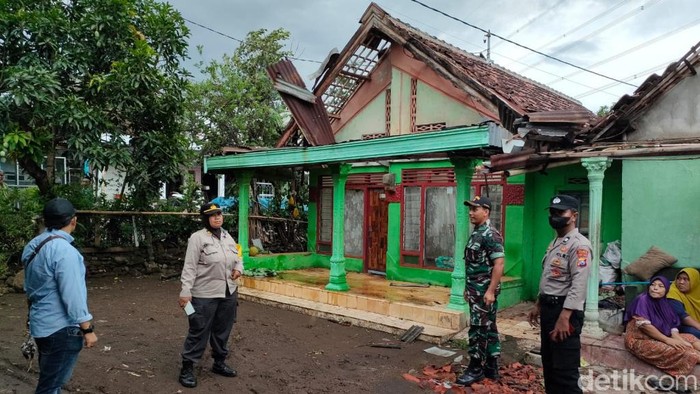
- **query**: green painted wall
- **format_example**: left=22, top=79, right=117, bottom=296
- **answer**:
left=415, top=80, right=483, bottom=127
left=504, top=174, right=525, bottom=279
left=244, top=253, right=318, bottom=271
left=335, top=92, right=386, bottom=142
left=621, top=158, right=700, bottom=269
left=521, top=161, right=622, bottom=300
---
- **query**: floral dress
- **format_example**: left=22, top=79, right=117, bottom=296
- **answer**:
left=625, top=317, right=700, bottom=376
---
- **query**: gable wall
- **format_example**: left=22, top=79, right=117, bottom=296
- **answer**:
left=628, top=76, right=700, bottom=141
left=333, top=46, right=493, bottom=142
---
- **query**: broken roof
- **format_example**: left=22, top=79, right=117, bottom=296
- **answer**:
left=588, top=40, right=700, bottom=142
left=267, top=59, right=336, bottom=147
left=275, top=3, right=592, bottom=147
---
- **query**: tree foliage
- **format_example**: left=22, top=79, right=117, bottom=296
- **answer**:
left=0, top=0, right=192, bottom=205
left=185, top=29, right=292, bottom=155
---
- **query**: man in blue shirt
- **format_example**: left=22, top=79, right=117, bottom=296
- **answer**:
left=23, top=198, right=97, bottom=394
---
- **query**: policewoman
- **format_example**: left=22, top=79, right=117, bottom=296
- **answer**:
left=178, top=202, right=244, bottom=388
left=528, top=194, right=591, bottom=394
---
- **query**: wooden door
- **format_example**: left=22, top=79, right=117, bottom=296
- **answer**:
left=366, top=189, right=388, bottom=272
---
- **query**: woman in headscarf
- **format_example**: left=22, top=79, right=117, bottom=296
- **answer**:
left=177, top=202, right=244, bottom=388
left=668, top=268, right=700, bottom=338
left=624, top=275, right=700, bottom=376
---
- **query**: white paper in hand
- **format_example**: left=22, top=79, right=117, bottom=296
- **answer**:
left=184, top=301, right=195, bottom=316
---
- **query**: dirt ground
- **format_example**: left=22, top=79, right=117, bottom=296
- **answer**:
left=0, top=275, right=491, bottom=394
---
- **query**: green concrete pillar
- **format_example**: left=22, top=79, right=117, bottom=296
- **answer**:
left=326, top=164, right=351, bottom=291
left=447, top=158, right=478, bottom=311
left=581, top=157, right=612, bottom=335
left=237, top=171, right=253, bottom=262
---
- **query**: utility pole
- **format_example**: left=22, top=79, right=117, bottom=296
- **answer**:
left=484, top=30, right=492, bottom=62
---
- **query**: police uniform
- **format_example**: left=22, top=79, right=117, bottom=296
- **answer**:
left=538, top=196, right=591, bottom=394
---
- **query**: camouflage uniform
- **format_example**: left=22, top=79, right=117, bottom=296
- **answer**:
left=464, top=219, right=505, bottom=361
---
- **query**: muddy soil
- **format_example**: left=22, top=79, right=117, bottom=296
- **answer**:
left=0, top=275, right=471, bottom=394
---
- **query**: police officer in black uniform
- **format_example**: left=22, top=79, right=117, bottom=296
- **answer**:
left=528, top=194, right=591, bottom=394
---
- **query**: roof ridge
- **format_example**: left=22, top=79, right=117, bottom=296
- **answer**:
left=385, top=14, right=586, bottom=108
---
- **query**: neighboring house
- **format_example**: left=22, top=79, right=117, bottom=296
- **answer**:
left=487, top=41, right=700, bottom=324
left=205, top=3, right=593, bottom=310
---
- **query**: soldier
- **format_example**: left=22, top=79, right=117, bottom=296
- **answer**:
left=456, top=195, right=505, bottom=386
left=528, top=194, right=591, bottom=394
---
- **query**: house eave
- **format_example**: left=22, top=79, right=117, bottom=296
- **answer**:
left=205, top=125, right=489, bottom=172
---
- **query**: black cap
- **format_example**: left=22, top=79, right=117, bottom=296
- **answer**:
left=199, top=202, right=222, bottom=216
left=43, top=198, right=76, bottom=229
left=464, top=195, right=492, bottom=209
left=549, top=194, right=579, bottom=211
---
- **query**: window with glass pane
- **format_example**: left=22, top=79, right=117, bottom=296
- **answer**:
left=480, top=184, right=503, bottom=233
left=319, top=188, right=333, bottom=243
left=424, top=186, right=456, bottom=267
left=344, top=189, right=364, bottom=257
left=402, top=186, right=421, bottom=252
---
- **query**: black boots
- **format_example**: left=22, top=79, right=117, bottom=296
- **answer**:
left=484, top=356, right=500, bottom=380
left=179, top=360, right=197, bottom=388
left=456, top=357, right=484, bottom=386
left=212, top=359, right=237, bottom=377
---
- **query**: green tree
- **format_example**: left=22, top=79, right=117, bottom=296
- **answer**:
left=185, top=29, right=292, bottom=155
left=0, top=0, right=192, bottom=205
left=597, top=105, right=611, bottom=117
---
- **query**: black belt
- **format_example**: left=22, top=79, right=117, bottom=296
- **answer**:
left=539, top=294, right=566, bottom=305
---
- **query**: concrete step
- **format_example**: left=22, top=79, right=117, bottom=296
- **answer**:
left=241, top=276, right=465, bottom=331
left=238, top=286, right=459, bottom=344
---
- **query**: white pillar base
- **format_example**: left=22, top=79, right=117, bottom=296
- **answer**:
left=582, top=321, right=607, bottom=340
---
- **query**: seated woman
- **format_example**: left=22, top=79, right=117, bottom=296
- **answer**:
left=624, top=276, right=700, bottom=376
left=668, top=268, right=700, bottom=338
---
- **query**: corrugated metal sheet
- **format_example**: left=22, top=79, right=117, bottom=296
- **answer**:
left=589, top=41, right=700, bottom=141
left=267, top=59, right=335, bottom=146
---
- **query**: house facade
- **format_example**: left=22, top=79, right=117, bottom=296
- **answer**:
left=487, top=41, right=700, bottom=328
left=205, top=3, right=593, bottom=311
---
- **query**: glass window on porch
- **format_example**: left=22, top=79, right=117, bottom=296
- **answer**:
left=470, top=181, right=506, bottom=235
left=344, top=189, right=365, bottom=257
left=402, top=186, right=421, bottom=264
left=424, top=186, right=456, bottom=267
left=401, top=184, right=456, bottom=269
left=317, top=187, right=333, bottom=253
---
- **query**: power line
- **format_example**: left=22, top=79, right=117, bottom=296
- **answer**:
left=384, top=5, right=618, bottom=99
left=490, top=0, right=567, bottom=50
left=505, top=0, right=629, bottom=67
left=574, top=61, right=673, bottom=99
left=546, top=16, right=700, bottom=85
left=519, top=0, right=664, bottom=73
left=184, top=18, right=242, bottom=43
left=409, top=0, right=636, bottom=87
left=182, top=18, right=322, bottom=64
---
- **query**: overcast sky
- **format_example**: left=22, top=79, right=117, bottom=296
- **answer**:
left=161, top=0, right=700, bottom=112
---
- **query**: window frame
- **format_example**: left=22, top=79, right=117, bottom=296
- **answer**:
left=400, top=169, right=456, bottom=270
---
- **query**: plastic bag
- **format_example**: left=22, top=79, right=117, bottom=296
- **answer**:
left=602, top=240, right=622, bottom=269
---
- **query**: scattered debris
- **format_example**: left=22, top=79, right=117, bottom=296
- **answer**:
left=423, top=346, right=456, bottom=357
left=369, top=342, right=401, bottom=349
left=389, top=282, right=430, bottom=288
left=403, top=361, right=545, bottom=393
left=453, top=355, right=463, bottom=363
left=400, top=325, right=424, bottom=343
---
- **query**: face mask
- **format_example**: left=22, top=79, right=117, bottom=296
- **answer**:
left=549, top=215, right=569, bottom=229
